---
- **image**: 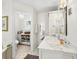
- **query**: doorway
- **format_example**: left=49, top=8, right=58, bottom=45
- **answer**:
left=14, top=10, right=32, bottom=59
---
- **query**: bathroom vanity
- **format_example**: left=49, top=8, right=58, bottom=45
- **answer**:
left=38, top=36, right=77, bottom=59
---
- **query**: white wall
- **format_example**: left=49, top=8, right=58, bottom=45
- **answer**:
left=38, top=12, right=47, bottom=33
left=37, top=12, right=49, bottom=44
left=67, top=0, right=77, bottom=47
left=2, top=0, right=13, bottom=49
left=2, top=0, right=15, bottom=59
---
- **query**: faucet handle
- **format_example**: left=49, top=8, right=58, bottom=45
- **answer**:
left=64, top=39, right=71, bottom=46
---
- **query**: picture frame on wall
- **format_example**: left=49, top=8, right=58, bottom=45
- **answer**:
left=2, top=16, right=8, bottom=31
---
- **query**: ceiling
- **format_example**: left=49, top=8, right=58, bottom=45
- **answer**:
left=15, top=0, right=58, bottom=11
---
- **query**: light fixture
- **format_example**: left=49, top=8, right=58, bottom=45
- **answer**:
left=59, top=0, right=67, bottom=8
left=19, top=14, right=24, bottom=19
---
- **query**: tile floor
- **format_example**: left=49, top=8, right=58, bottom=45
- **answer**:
left=15, top=45, right=39, bottom=59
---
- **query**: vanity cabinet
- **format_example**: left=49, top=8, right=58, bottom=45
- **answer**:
left=40, top=49, right=63, bottom=59
left=38, top=36, right=76, bottom=59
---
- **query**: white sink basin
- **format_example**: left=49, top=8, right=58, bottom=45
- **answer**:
left=45, top=36, right=58, bottom=44
left=45, top=36, right=62, bottom=49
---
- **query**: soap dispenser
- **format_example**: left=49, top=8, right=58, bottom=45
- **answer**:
left=59, top=34, right=64, bottom=45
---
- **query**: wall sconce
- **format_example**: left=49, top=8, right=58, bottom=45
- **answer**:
left=68, top=8, right=72, bottom=15
left=59, top=0, right=67, bottom=8
left=68, top=0, right=72, bottom=15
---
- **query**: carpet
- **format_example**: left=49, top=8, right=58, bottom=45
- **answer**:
left=24, top=54, right=39, bottom=59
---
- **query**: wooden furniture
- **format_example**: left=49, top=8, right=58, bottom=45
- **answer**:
left=19, top=32, right=30, bottom=45
left=6, top=46, right=12, bottom=59
left=2, top=46, right=12, bottom=59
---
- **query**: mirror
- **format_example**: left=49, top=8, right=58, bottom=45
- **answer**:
left=48, top=10, right=67, bottom=36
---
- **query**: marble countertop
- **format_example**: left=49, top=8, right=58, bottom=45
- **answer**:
left=38, top=36, right=77, bottom=54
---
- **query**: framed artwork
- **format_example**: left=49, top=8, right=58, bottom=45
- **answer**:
left=2, top=16, right=8, bottom=31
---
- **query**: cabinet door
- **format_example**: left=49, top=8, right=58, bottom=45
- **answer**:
left=41, top=49, right=63, bottom=59
left=63, top=53, right=74, bottom=59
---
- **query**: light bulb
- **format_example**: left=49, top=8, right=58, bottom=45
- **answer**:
left=19, top=14, right=24, bottom=19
